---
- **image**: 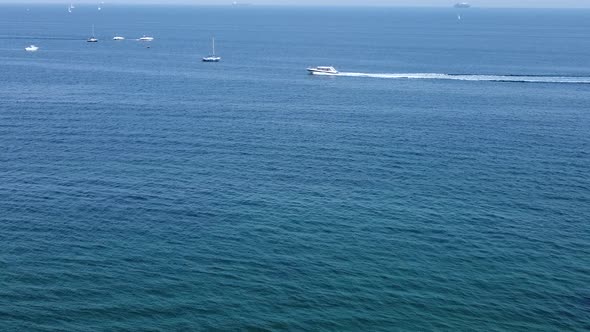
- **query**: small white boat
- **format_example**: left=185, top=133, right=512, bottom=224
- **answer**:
left=202, top=37, right=221, bottom=62
left=25, top=45, right=39, bottom=52
left=113, top=36, right=125, bottom=41
left=202, top=55, right=221, bottom=62
left=87, top=25, right=98, bottom=42
left=139, top=36, right=154, bottom=42
left=307, top=66, right=339, bottom=75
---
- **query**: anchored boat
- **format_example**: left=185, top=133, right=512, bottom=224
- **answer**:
left=202, top=37, right=221, bottom=62
left=25, top=45, right=39, bottom=52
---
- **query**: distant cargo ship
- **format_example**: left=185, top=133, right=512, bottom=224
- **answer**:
left=454, top=2, right=471, bottom=8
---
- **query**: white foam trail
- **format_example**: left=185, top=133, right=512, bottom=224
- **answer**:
left=321, top=72, right=590, bottom=84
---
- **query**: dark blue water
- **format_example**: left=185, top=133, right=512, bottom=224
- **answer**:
left=1, top=5, right=590, bottom=331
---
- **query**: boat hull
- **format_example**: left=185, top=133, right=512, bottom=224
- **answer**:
left=307, top=69, right=339, bottom=75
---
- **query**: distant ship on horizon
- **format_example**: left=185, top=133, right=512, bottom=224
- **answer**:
left=454, top=2, right=471, bottom=8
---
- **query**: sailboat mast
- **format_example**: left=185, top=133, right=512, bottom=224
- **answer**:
left=212, top=37, right=215, bottom=56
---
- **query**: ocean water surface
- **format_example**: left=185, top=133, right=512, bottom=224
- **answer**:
left=1, top=5, right=590, bottom=331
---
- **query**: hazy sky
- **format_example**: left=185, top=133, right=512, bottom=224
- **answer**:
left=4, top=0, right=590, bottom=8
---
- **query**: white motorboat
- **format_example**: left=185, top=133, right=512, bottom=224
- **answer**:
left=113, top=36, right=125, bottom=41
left=202, top=37, right=221, bottom=62
left=307, top=66, right=339, bottom=75
left=139, top=36, right=154, bottom=42
left=25, top=45, right=39, bottom=52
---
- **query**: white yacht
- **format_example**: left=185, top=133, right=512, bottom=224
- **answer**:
left=202, top=37, right=221, bottom=62
left=87, top=25, right=98, bottom=42
left=454, top=2, right=471, bottom=8
left=307, top=66, right=339, bottom=75
left=139, top=36, right=154, bottom=42
left=113, top=36, right=125, bottom=41
left=25, top=45, right=39, bottom=52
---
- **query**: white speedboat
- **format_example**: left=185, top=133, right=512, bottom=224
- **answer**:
left=307, top=66, right=339, bottom=75
left=25, top=45, right=39, bottom=52
left=202, top=37, right=221, bottom=62
left=139, top=36, right=154, bottom=42
left=113, top=36, right=125, bottom=41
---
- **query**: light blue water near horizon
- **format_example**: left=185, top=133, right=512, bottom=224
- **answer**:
left=1, top=5, right=590, bottom=331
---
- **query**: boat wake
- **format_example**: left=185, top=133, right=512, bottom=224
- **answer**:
left=324, top=72, right=590, bottom=84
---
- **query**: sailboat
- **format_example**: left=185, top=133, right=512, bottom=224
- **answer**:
left=87, top=25, right=98, bottom=42
left=202, top=37, right=221, bottom=62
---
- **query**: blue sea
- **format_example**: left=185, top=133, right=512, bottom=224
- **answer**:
left=1, top=5, right=590, bottom=331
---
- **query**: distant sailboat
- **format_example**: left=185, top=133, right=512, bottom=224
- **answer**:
left=202, top=37, right=221, bottom=62
left=87, top=25, right=98, bottom=42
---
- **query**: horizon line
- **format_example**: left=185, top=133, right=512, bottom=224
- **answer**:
left=3, top=3, right=590, bottom=9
